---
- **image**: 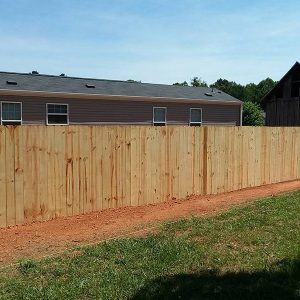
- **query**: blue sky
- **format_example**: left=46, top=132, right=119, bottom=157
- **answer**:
left=0, top=0, right=299, bottom=84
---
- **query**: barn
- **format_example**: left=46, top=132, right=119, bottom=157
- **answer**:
left=262, top=62, right=300, bottom=126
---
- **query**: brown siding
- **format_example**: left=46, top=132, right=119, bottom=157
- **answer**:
left=0, top=95, right=241, bottom=126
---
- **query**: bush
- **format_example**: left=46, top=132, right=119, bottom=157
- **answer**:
left=242, top=101, right=264, bottom=126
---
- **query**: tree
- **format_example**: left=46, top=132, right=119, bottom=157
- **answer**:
left=127, top=79, right=141, bottom=83
left=242, top=101, right=264, bottom=126
left=211, top=79, right=244, bottom=100
left=190, top=77, right=208, bottom=87
left=173, top=81, right=189, bottom=86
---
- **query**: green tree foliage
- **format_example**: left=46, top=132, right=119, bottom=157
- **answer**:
left=173, top=81, right=189, bottom=86
left=211, top=78, right=276, bottom=106
left=242, top=101, right=264, bottom=126
left=210, top=79, right=244, bottom=100
left=127, top=79, right=142, bottom=83
left=190, top=77, right=208, bottom=87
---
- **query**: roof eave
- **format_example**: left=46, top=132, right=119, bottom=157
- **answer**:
left=0, top=89, right=242, bottom=105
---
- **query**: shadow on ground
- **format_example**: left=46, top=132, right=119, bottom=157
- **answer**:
left=131, top=258, right=300, bottom=300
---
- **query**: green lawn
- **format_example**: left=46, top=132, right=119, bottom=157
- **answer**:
left=1, top=191, right=300, bottom=299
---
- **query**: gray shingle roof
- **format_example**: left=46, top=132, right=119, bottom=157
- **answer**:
left=0, top=71, right=242, bottom=103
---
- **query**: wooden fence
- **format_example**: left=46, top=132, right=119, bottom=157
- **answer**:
left=0, top=125, right=300, bottom=228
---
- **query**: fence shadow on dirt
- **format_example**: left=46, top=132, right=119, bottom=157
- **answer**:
left=131, top=258, right=300, bottom=300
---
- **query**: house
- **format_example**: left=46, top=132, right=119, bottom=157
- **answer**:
left=262, top=62, right=300, bottom=126
left=0, top=71, right=243, bottom=126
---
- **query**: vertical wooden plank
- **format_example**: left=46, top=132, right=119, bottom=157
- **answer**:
left=71, top=126, right=80, bottom=216
left=139, top=126, right=146, bottom=205
left=260, top=127, right=266, bottom=185
left=89, top=126, right=97, bottom=211
left=0, top=127, right=7, bottom=227
left=54, top=126, right=67, bottom=218
left=192, top=127, right=197, bottom=194
left=224, top=127, right=231, bottom=192
left=124, top=126, right=131, bottom=207
left=193, top=127, right=203, bottom=195
left=94, top=126, right=103, bottom=211
left=130, top=126, right=140, bottom=206
left=6, top=127, right=16, bottom=227
left=170, top=127, right=180, bottom=199
left=80, top=126, right=92, bottom=212
left=165, top=126, right=172, bottom=199
left=102, top=126, right=111, bottom=209
left=210, top=127, right=218, bottom=194
left=14, top=126, right=24, bottom=225
left=205, top=126, right=213, bottom=195
left=46, top=126, right=56, bottom=220
left=254, top=127, right=262, bottom=187
left=37, top=126, right=48, bottom=221
left=219, top=127, right=226, bottom=193
left=248, top=127, right=255, bottom=187
left=23, top=126, right=33, bottom=223
left=185, top=126, right=193, bottom=196
left=110, top=127, right=118, bottom=208
left=65, top=126, right=74, bottom=216
left=297, top=128, right=300, bottom=179
left=159, top=126, right=167, bottom=202
left=242, top=127, right=249, bottom=189
left=202, top=126, right=208, bottom=195
left=290, top=128, right=296, bottom=180
left=150, top=127, right=159, bottom=203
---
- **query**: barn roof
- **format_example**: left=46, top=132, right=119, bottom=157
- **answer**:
left=261, top=61, right=300, bottom=105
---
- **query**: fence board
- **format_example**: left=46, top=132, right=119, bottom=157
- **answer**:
left=14, top=126, right=24, bottom=225
left=0, top=125, right=300, bottom=228
left=0, top=127, right=6, bottom=227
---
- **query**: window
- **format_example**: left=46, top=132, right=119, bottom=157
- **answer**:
left=1, top=102, right=22, bottom=125
left=190, top=108, right=202, bottom=126
left=46, top=103, right=69, bottom=125
left=153, top=107, right=166, bottom=125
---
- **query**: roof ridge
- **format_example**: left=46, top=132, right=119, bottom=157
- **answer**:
left=0, top=71, right=218, bottom=91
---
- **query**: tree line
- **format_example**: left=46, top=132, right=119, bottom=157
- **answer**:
left=173, top=77, right=277, bottom=125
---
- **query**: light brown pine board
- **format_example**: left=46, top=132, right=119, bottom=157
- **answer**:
left=0, top=127, right=6, bottom=227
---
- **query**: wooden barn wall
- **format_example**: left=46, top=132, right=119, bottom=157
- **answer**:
left=0, top=125, right=299, bottom=228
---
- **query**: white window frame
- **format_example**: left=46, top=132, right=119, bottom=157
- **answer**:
left=1, top=101, right=22, bottom=125
left=46, top=103, right=69, bottom=125
left=189, top=108, right=202, bottom=126
left=153, top=107, right=167, bottom=125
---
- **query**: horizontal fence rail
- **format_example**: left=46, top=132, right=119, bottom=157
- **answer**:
left=0, top=125, right=300, bottom=228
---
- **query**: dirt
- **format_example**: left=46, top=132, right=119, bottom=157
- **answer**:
left=1, top=180, right=300, bottom=266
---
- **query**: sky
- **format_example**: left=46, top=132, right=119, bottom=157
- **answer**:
left=0, top=0, right=299, bottom=85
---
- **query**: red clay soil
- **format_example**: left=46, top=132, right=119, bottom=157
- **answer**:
left=1, top=180, right=300, bottom=266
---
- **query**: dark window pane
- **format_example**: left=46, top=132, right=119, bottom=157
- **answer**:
left=47, top=104, right=68, bottom=114
left=191, top=109, right=202, bottom=123
left=154, top=108, right=166, bottom=123
left=60, top=105, right=68, bottom=114
left=48, top=115, right=68, bottom=124
left=2, top=103, right=21, bottom=121
left=48, top=104, right=55, bottom=113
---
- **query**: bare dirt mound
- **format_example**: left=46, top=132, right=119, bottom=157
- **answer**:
left=1, top=180, right=300, bottom=266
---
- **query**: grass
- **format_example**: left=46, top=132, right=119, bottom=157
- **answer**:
left=1, top=191, right=300, bottom=299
